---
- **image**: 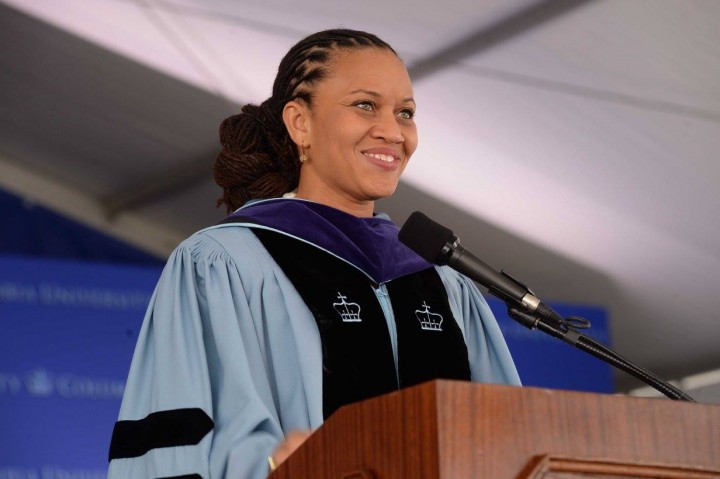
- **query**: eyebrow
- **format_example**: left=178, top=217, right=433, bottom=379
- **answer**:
left=348, top=89, right=416, bottom=104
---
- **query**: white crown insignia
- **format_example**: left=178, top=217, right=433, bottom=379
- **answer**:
left=25, top=369, right=55, bottom=397
left=333, top=292, right=362, bottom=322
left=415, top=301, right=444, bottom=331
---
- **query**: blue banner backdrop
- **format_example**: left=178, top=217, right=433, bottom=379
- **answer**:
left=0, top=254, right=612, bottom=476
left=0, top=255, right=161, bottom=478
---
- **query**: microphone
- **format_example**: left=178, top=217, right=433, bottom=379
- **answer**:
left=399, top=211, right=697, bottom=402
left=398, top=211, right=556, bottom=322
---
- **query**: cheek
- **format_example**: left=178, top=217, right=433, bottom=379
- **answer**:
left=404, top=126, right=419, bottom=158
left=316, top=113, right=354, bottom=153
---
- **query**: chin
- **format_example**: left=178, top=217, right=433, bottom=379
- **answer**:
left=364, top=183, right=399, bottom=201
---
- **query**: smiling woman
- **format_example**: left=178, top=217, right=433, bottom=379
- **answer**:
left=284, top=48, right=418, bottom=216
left=213, top=31, right=417, bottom=217
left=108, top=29, right=520, bottom=479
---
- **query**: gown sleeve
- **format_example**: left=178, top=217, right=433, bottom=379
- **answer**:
left=108, top=230, right=292, bottom=479
left=436, top=266, right=522, bottom=386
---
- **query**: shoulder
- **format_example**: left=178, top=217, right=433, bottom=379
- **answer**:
left=434, top=265, right=475, bottom=292
left=181, top=223, right=261, bottom=254
left=170, top=223, right=273, bottom=272
left=434, top=265, right=493, bottom=311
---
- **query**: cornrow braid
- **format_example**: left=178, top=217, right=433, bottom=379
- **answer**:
left=214, top=29, right=396, bottom=213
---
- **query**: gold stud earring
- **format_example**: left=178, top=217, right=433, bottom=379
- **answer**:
left=299, top=143, right=308, bottom=163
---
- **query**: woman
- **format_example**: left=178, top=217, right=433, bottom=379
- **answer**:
left=108, top=29, right=520, bottom=479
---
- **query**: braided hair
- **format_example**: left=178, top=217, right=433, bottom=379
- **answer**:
left=214, top=29, right=397, bottom=213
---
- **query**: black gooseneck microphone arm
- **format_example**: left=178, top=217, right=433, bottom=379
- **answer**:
left=496, top=268, right=695, bottom=402
left=399, top=212, right=695, bottom=402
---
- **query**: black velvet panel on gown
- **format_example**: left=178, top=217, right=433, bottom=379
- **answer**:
left=253, top=229, right=471, bottom=418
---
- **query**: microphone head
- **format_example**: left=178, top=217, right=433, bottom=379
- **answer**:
left=398, top=211, right=457, bottom=264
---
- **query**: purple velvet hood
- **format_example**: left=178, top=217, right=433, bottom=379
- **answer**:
left=223, top=198, right=431, bottom=284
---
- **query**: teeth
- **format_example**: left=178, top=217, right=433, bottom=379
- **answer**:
left=366, top=153, right=395, bottom=162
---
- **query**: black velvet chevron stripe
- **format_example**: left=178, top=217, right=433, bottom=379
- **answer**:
left=108, top=408, right=213, bottom=460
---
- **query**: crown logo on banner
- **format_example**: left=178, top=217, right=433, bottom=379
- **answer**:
left=25, top=368, right=54, bottom=397
left=333, top=292, right=362, bottom=322
left=415, top=302, right=444, bottom=331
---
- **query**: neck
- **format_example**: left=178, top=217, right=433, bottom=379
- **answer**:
left=295, top=186, right=374, bottom=218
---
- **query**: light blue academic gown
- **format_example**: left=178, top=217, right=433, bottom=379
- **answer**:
left=108, top=223, right=521, bottom=479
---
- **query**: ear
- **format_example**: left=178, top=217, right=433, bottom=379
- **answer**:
left=282, top=100, right=311, bottom=147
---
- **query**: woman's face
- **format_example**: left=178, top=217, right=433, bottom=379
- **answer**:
left=293, top=48, right=418, bottom=214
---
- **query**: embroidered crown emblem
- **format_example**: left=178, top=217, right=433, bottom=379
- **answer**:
left=415, top=301, right=444, bottom=331
left=333, top=292, right=362, bottom=322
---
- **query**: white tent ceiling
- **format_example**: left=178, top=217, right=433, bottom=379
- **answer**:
left=1, top=0, right=718, bottom=393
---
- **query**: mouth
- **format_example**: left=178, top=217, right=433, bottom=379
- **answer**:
left=362, top=148, right=401, bottom=168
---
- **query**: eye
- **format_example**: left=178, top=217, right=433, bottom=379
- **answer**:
left=397, top=108, right=415, bottom=120
left=353, top=100, right=375, bottom=112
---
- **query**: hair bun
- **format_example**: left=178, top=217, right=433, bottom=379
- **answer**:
left=215, top=100, right=300, bottom=212
left=219, top=104, right=268, bottom=153
left=214, top=143, right=297, bottom=212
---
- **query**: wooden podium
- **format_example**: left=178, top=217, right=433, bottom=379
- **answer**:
left=270, top=381, right=720, bottom=478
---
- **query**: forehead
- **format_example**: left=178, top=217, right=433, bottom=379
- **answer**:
left=318, top=48, right=413, bottom=98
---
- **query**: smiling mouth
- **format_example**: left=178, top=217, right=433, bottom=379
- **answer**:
left=364, top=152, right=398, bottom=163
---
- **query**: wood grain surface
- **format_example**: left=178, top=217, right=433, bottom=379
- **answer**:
left=270, top=381, right=720, bottom=479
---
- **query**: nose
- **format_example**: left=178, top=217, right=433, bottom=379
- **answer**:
left=371, top=111, right=404, bottom=144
